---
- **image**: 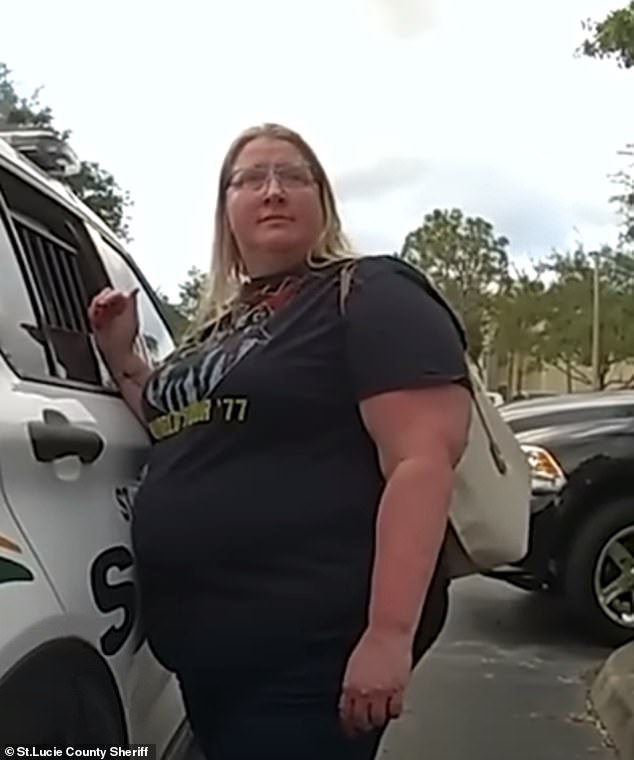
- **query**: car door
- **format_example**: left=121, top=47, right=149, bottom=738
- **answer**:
left=0, top=166, right=180, bottom=747
left=85, top=225, right=185, bottom=743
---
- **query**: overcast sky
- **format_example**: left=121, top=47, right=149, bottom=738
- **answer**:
left=0, top=0, right=632, bottom=298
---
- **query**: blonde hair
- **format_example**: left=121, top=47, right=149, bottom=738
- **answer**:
left=185, top=123, right=356, bottom=342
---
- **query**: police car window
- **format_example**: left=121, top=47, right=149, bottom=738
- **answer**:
left=95, top=239, right=174, bottom=370
left=0, top=207, right=50, bottom=378
left=0, top=167, right=107, bottom=386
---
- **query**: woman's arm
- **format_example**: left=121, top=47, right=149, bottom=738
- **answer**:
left=89, top=287, right=152, bottom=424
left=107, top=351, right=153, bottom=423
left=360, top=382, right=471, bottom=641
left=339, top=382, right=471, bottom=736
left=338, top=255, right=471, bottom=735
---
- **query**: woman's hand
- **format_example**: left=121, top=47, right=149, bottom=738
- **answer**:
left=88, top=287, right=140, bottom=366
left=339, top=627, right=412, bottom=736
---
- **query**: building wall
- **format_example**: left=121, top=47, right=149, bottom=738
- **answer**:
left=486, top=353, right=634, bottom=396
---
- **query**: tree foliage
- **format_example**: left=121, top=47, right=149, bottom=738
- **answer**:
left=580, top=2, right=634, bottom=68
left=153, top=268, right=208, bottom=339
left=610, top=145, right=634, bottom=245
left=400, top=209, right=634, bottom=395
left=400, top=208, right=510, bottom=362
left=580, top=5, right=634, bottom=243
left=176, top=266, right=208, bottom=322
left=65, top=161, right=132, bottom=242
left=493, top=273, right=546, bottom=392
left=0, top=63, right=132, bottom=241
left=536, top=247, right=634, bottom=389
left=393, top=9, right=634, bottom=393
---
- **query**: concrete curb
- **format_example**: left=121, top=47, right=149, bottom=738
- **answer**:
left=591, top=641, right=634, bottom=759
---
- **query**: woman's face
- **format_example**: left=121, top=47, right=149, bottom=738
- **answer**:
left=225, top=137, right=324, bottom=274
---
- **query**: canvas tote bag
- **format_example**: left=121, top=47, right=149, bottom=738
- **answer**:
left=338, top=257, right=532, bottom=579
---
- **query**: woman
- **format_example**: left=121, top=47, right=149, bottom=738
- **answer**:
left=88, top=123, right=472, bottom=760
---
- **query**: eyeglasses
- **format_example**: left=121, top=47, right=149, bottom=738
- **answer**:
left=227, top=162, right=315, bottom=192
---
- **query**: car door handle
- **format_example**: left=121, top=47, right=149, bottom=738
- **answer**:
left=28, top=409, right=105, bottom=464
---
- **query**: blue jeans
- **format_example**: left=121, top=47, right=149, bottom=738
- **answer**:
left=176, top=579, right=449, bottom=759
left=177, top=644, right=385, bottom=760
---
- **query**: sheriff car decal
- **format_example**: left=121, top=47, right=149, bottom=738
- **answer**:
left=0, top=533, right=34, bottom=584
left=90, top=545, right=136, bottom=656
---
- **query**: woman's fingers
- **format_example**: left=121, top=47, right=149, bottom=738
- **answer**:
left=93, top=287, right=135, bottom=308
left=96, top=292, right=128, bottom=315
left=89, top=288, right=131, bottom=329
left=351, top=694, right=374, bottom=733
left=92, top=286, right=114, bottom=304
left=368, top=691, right=390, bottom=728
left=90, top=289, right=113, bottom=316
left=340, top=687, right=399, bottom=735
left=338, top=691, right=353, bottom=735
left=387, top=689, right=404, bottom=720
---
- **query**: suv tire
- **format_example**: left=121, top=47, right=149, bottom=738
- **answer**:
left=562, top=496, right=634, bottom=646
left=0, top=650, right=124, bottom=744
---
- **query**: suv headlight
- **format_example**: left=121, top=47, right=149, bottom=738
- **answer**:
left=521, top=444, right=567, bottom=494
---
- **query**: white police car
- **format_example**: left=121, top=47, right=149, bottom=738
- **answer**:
left=0, top=127, right=189, bottom=752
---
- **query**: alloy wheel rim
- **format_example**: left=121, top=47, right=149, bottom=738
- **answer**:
left=593, top=525, right=634, bottom=629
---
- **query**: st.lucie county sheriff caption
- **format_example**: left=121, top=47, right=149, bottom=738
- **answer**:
left=5, top=747, right=151, bottom=758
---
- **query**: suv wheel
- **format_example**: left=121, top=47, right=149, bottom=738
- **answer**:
left=563, top=496, right=634, bottom=646
left=0, top=652, right=124, bottom=744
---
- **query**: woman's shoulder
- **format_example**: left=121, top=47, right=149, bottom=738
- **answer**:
left=339, top=254, right=467, bottom=347
left=338, top=253, right=437, bottom=302
left=340, top=253, right=436, bottom=290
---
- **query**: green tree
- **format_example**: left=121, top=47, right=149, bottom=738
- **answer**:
left=0, top=63, right=132, bottom=241
left=152, top=267, right=208, bottom=340
left=580, top=2, right=634, bottom=68
left=0, top=63, right=55, bottom=129
left=539, top=247, right=634, bottom=390
left=611, top=145, right=634, bottom=244
left=65, top=161, right=132, bottom=242
left=400, top=208, right=510, bottom=363
left=155, top=289, right=189, bottom=339
left=176, top=266, right=208, bottom=322
left=580, top=5, right=634, bottom=242
left=493, top=272, right=546, bottom=396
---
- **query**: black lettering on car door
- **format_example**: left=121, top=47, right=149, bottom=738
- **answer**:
left=89, top=546, right=136, bottom=656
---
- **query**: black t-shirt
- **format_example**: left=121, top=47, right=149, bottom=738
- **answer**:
left=131, top=255, right=468, bottom=674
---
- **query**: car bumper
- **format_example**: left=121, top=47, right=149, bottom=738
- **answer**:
left=530, top=492, right=554, bottom=515
left=483, top=491, right=560, bottom=590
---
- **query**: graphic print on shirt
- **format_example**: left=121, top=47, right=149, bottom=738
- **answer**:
left=144, top=277, right=301, bottom=441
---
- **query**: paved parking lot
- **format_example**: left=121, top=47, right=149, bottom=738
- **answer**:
left=379, top=575, right=616, bottom=759
left=184, top=575, right=617, bottom=759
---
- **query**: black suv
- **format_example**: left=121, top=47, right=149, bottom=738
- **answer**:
left=487, top=391, right=634, bottom=645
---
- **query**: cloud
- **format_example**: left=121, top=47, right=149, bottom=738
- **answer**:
left=346, top=225, right=399, bottom=255
left=368, top=0, right=437, bottom=38
left=337, top=157, right=619, bottom=262
left=335, top=157, right=427, bottom=201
